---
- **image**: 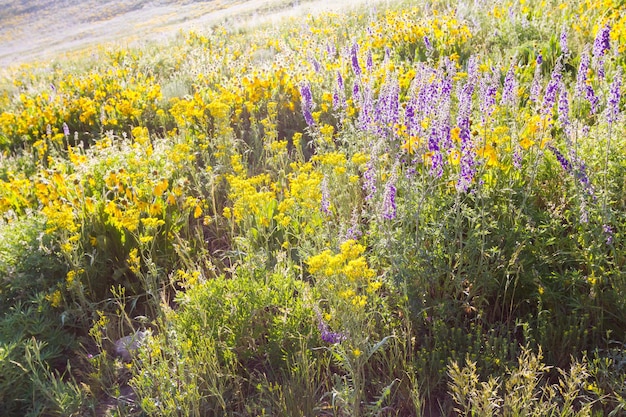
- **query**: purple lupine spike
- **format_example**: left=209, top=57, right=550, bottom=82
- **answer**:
left=326, top=41, right=336, bottom=59
left=585, top=84, right=599, bottom=114
left=560, top=26, right=569, bottom=56
left=321, top=176, right=331, bottom=215
left=63, top=122, right=70, bottom=137
left=603, top=224, right=614, bottom=245
left=479, top=69, right=498, bottom=123
left=299, top=82, right=315, bottom=127
left=345, top=209, right=362, bottom=241
left=337, top=71, right=344, bottom=91
left=467, top=55, right=479, bottom=86
left=316, top=311, right=346, bottom=344
left=309, top=54, right=321, bottom=73
left=366, top=50, right=374, bottom=72
left=428, top=124, right=443, bottom=178
left=381, top=176, right=397, bottom=220
left=549, top=146, right=572, bottom=172
left=333, top=71, right=346, bottom=111
left=456, top=80, right=475, bottom=193
left=424, top=36, right=433, bottom=52
left=607, top=68, right=622, bottom=125
left=593, top=24, right=611, bottom=79
left=351, top=41, right=361, bottom=77
left=530, top=55, right=543, bottom=104
left=541, top=59, right=563, bottom=116
left=353, top=80, right=361, bottom=103
left=558, top=84, right=571, bottom=138
left=363, top=159, right=377, bottom=201
left=513, top=147, right=522, bottom=169
left=358, top=82, right=375, bottom=132
left=576, top=49, right=590, bottom=97
left=501, top=62, right=518, bottom=107
left=374, top=74, right=400, bottom=137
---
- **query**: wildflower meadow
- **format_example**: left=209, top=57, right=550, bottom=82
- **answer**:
left=1, top=0, right=626, bottom=415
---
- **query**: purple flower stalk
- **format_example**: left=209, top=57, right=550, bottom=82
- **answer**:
left=456, top=80, right=475, bottom=193
left=558, top=84, right=571, bottom=137
left=374, top=74, right=400, bottom=137
left=585, top=85, right=599, bottom=114
left=603, top=224, right=614, bottom=245
left=560, top=26, right=569, bottom=56
left=501, top=63, right=518, bottom=107
left=345, top=209, right=362, bottom=241
left=382, top=182, right=397, bottom=220
left=607, top=68, right=622, bottom=125
left=316, top=311, right=346, bottom=344
left=358, top=81, right=375, bottom=132
left=351, top=41, right=361, bottom=77
left=575, top=49, right=590, bottom=97
left=366, top=50, right=374, bottom=72
left=549, top=146, right=572, bottom=172
left=381, top=168, right=398, bottom=220
left=63, top=122, right=70, bottom=137
left=593, top=24, right=611, bottom=79
left=333, top=71, right=346, bottom=111
left=299, top=82, right=315, bottom=127
left=424, top=35, right=433, bottom=52
left=541, top=60, right=563, bottom=116
left=479, top=69, right=498, bottom=123
left=321, top=176, right=331, bottom=215
left=530, top=55, right=543, bottom=104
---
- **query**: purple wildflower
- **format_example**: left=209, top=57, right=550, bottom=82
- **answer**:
left=585, top=85, right=600, bottom=114
left=560, top=26, right=569, bottom=56
left=456, top=80, right=475, bottom=193
left=424, top=35, right=433, bottom=52
left=374, top=74, right=400, bottom=137
left=530, top=58, right=543, bottom=104
left=558, top=84, right=570, bottom=136
left=479, top=69, right=498, bottom=123
left=309, top=54, right=321, bottom=73
left=603, top=224, right=614, bottom=245
left=593, top=24, right=611, bottom=79
left=358, top=81, right=375, bottom=132
left=541, top=60, right=563, bottom=116
left=549, top=146, right=572, bottom=172
left=607, top=68, right=622, bottom=125
left=63, top=122, right=70, bottom=137
left=321, top=176, right=331, bottom=215
left=366, top=50, right=374, bottom=72
left=316, top=311, right=346, bottom=344
left=501, top=63, right=518, bottom=107
left=345, top=209, right=362, bottom=241
left=381, top=179, right=397, bottom=220
left=351, top=41, right=361, bottom=77
left=513, top=147, right=522, bottom=169
left=299, top=82, right=315, bottom=127
left=363, top=157, right=377, bottom=201
left=575, top=49, right=590, bottom=97
left=428, top=124, right=443, bottom=178
left=326, top=41, right=336, bottom=59
left=333, top=71, right=346, bottom=111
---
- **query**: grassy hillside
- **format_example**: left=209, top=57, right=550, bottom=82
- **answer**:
left=1, top=0, right=626, bottom=415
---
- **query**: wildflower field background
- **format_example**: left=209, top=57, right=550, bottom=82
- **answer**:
left=1, top=0, right=626, bottom=415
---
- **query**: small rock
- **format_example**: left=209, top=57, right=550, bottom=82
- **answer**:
left=114, top=330, right=147, bottom=362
